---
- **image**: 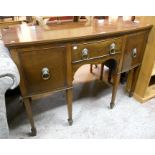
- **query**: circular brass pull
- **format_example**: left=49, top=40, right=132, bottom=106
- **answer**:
left=132, top=48, right=137, bottom=58
left=109, top=43, right=116, bottom=55
left=42, top=67, right=50, bottom=80
left=81, top=48, right=89, bottom=60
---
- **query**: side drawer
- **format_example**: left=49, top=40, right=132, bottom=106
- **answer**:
left=18, top=45, right=67, bottom=95
left=71, top=38, right=123, bottom=63
left=122, top=30, right=149, bottom=72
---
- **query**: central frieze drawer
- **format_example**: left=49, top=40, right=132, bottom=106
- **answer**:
left=71, top=38, right=123, bottom=63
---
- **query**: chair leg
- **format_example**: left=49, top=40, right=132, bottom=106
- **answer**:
left=90, top=64, right=93, bottom=73
left=100, top=63, right=104, bottom=80
left=90, top=64, right=98, bottom=73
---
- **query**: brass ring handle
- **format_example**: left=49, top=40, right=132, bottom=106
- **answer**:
left=42, top=67, right=50, bottom=80
left=132, top=48, right=137, bottom=58
left=81, top=48, right=89, bottom=60
left=109, top=43, right=116, bottom=55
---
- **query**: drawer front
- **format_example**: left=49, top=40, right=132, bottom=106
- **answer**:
left=18, top=46, right=67, bottom=95
left=71, top=38, right=123, bottom=63
left=122, top=31, right=148, bottom=72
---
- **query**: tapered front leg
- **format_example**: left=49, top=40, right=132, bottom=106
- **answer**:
left=129, top=67, right=140, bottom=97
left=66, top=88, right=73, bottom=126
left=110, top=73, right=121, bottom=109
left=23, top=97, right=37, bottom=136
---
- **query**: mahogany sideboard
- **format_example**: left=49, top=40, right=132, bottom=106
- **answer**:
left=1, top=19, right=152, bottom=136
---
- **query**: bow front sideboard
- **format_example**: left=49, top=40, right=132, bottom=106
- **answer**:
left=1, top=19, right=152, bottom=136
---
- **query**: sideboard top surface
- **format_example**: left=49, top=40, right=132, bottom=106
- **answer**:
left=1, top=19, right=152, bottom=47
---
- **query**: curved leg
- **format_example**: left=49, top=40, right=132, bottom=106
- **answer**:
left=100, top=63, right=104, bottom=80
left=23, top=98, right=37, bottom=136
left=129, top=67, right=140, bottom=97
left=110, top=73, right=121, bottom=109
left=66, top=88, right=73, bottom=126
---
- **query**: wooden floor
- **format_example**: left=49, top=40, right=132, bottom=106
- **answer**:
left=73, top=64, right=110, bottom=84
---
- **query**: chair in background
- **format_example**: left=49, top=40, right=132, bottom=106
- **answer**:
left=35, top=16, right=87, bottom=25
